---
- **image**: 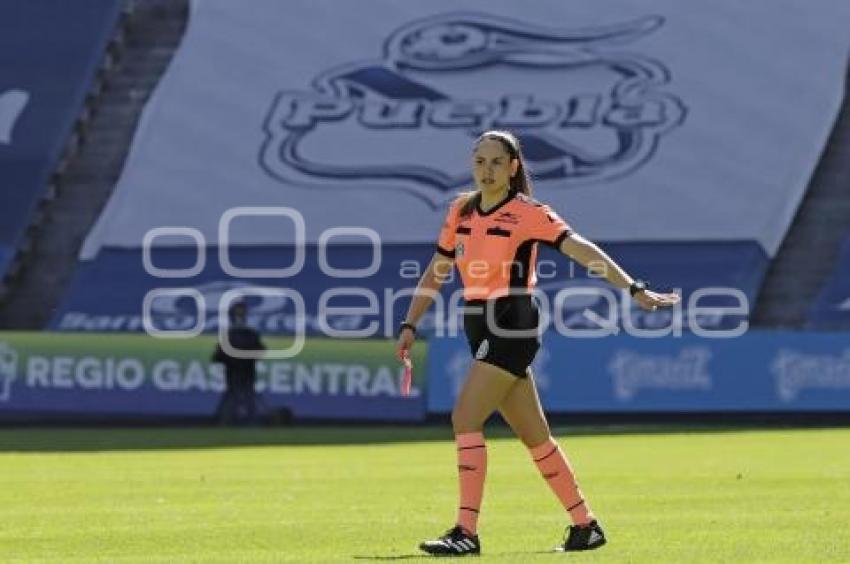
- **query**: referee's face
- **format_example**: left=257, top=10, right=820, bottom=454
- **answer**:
left=473, top=139, right=517, bottom=193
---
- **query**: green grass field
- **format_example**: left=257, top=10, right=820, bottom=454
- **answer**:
left=1, top=425, right=848, bottom=563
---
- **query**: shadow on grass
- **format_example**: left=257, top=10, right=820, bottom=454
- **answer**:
left=352, top=555, right=432, bottom=561
left=352, top=550, right=564, bottom=560
left=0, top=417, right=847, bottom=452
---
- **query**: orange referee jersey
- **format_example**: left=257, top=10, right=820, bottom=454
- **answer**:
left=437, top=191, right=573, bottom=300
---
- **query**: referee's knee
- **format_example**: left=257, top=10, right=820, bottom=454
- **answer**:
left=451, top=408, right=483, bottom=435
left=517, top=428, right=551, bottom=449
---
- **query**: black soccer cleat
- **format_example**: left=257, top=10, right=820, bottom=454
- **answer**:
left=419, top=525, right=481, bottom=556
left=559, top=519, right=606, bottom=552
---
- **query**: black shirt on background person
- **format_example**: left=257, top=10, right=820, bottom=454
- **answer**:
left=211, top=302, right=265, bottom=425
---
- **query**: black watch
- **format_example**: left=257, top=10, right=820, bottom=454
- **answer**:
left=629, top=280, right=649, bottom=297
left=398, top=321, right=417, bottom=337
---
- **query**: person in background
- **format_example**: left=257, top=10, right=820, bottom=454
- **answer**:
left=212, top=302, right=265, bottom=425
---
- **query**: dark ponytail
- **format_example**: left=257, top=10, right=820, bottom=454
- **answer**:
left=459, top=130, right=532, bottom=218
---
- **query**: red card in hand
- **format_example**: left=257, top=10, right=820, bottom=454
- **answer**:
left=400, top=350, right=413, bottom=396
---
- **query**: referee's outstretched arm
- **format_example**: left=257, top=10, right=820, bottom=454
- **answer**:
left=558, top=233, right=680, bottom=311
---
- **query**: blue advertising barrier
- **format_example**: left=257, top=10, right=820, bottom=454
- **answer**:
left=428, top=330, right=850, bottom=413
left=0, top=333, right=426, bottom=422
left=51, top=241, right=766, bottom=335
left=0, top=0, right=123, bottom=277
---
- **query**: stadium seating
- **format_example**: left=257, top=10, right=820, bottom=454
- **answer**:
left=0, top=0, right=192, bottom=330
left=0, top=0, right=839, bottom=340
left=2, top=0, right=850, bottom=421
left=0, top=1, right=125, bottom=284
left=752, top=67, right=850, bottom=328
left=807, top=233, right=850, bottom=329
left=47, top=1, right=850, bottom=337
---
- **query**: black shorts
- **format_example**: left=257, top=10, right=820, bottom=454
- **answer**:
left=463, top=295, right=541, bottom=378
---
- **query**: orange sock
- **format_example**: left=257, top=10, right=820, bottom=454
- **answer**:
left=529, top=436, right=594, bottom=525
left=455, top=431, right=487, bottom=535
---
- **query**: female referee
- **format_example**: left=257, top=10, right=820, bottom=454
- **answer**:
left=396, top=130, right=680, bottom=556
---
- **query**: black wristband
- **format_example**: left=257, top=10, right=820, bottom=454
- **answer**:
left=629, top=280, right=649, bottom=296
left=398, top=321, right=417, bottom=337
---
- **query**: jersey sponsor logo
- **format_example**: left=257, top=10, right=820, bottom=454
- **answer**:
left=261, top=13, right=685, bottom=207
left=494, top=211, right=520, bottom=225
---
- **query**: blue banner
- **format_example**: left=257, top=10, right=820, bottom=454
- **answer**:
left=52, top=241, right=765, bottom=335
left=428, top=330, right=850, bottom=412
left=0, top=0, right=123, bottom=276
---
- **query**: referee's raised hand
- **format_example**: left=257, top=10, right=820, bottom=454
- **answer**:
left=633, top=288, right=681, bottom=311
